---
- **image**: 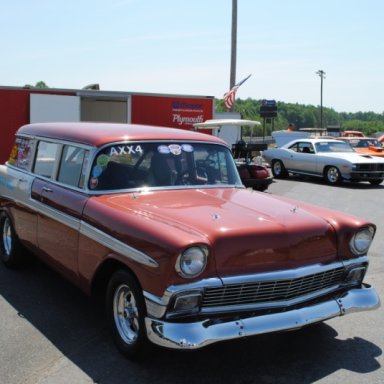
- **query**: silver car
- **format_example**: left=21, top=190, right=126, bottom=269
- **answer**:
left=263, top=138, right=384, bottom=185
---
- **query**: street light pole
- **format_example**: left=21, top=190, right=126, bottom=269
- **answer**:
left=316, top=70, right=326, bottom=128
left=229, top=0, right=237, bottom=111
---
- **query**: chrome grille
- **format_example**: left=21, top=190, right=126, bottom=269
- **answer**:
left=202, top=267, right=345, bottom=308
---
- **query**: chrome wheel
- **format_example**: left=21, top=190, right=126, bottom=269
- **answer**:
left=1, top=212, right=27, bottom=268
left=325, top=166, right=340, bottom=184
left=113, top=283, right=140, bottom=344
left=2, top=216, right=12, bottom=257
left=272, top=160, right=288, bottom=179
left=107, top=270, right=148, bottom=358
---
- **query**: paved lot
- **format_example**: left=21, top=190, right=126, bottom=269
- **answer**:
left=0, top=178, right=383, bottom=384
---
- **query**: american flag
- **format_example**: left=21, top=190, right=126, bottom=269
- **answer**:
left=223, top=74, right=251, bottom=110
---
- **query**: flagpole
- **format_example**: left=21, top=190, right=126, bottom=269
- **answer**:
left=229, top=0, right=237, bottom=111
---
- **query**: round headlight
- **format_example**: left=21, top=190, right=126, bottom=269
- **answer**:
left=176, top=246, right=208, bottom=278
left=350, top=226, right=375, bottom=255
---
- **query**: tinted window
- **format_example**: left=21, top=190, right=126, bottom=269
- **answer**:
left=34, top=141, right=59, bottom=178
left=58, top=145, right=89, bottom=188
left=89, top=142, right=241, bottom=190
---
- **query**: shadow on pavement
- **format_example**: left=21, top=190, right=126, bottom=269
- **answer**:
left=0, top=260, right=381, bottom=384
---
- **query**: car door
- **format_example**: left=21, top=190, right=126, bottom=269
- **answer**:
left=286, top=142, right=318, bottom=174
left=31, top=141, right=89, bottom=281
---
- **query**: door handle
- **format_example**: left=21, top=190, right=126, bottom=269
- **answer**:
left=42, top=187, right=53, bottom=193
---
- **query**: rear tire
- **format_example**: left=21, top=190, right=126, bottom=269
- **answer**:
left=106, top=270, right=149, bottom=359
left=369, top=179, right=383, bottom=185
left=271, top=160, right=288, bottom=179
left=0, top=212, right=27, bottom=268
left=324, top=166, right=341, bottom=185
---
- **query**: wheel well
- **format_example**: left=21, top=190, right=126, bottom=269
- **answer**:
left=91, top=259, right=140, bottom=298
left=272, top=159, right=284, bottom=166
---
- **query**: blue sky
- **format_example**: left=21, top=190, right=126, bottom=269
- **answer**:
left=1, top=0, right=383, bottom=113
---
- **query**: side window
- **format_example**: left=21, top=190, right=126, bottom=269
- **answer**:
left=58, top=145, right=88, bottom=188
left=34, top=141, right=59, bottom=179
left=298, top=143, right=313, bottom=154
left=288, top=143, right=299, bottom=152
left=8, top=137, right=35, bottom=170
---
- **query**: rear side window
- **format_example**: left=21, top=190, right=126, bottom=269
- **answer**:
left=57, top=145, right=89, bottom=188
left=8, top=137, right=35, bottom=170
left=34, top=141, right=59, bottom=178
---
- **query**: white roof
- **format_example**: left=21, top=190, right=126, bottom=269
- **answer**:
left=193, top=119, right=261, bottom=130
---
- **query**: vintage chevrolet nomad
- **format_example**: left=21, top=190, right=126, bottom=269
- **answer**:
left=0, top=122, right=380, bottom=358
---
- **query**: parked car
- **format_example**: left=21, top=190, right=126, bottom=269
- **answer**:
left=341, top=130, right=365, bottom=137
left=263, top=138, right=384, bottom=185
left=339, top=137, right=384, bottom=157
left=193, top=119, right=273, bottom=191
left=0, top=123, right=380, bottom=358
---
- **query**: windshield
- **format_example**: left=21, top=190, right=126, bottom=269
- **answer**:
left=315, top=141, right=355, bottom=153
left=348, top=139, right=382, bottom=148
left=89, top=142, right=242, bottom=191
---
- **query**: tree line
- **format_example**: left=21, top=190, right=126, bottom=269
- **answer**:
left=215, top=98, right=384, bottom=137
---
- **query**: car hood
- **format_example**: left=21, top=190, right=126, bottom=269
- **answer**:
left=95, top=188, right=338, bottom=276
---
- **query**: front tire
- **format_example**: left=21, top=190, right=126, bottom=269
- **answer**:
left=271, top=160, right=288, bottom=179
left=0, top=212, right=26, bottom=268
left=106, top=270, right=149, bottom=359
left=324, top=166, right=341, bottom=185
left=369, top=179, right=383, bottom=185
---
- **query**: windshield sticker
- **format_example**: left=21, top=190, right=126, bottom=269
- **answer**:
left=157, top=144, right=194, bottom=155
left=109, top=145, right=143, bottom=156
left=169, top=144, right=182, bottom=155
left=158, top=145, right=170, bottom=154
left=92, top=165, right=104, bottom=178
left=8, top=144, right=18, bottom=165
left=17, top=143, right=32, bottom=169
left=89, top=177, right=99, bottom=189
left=181, top=144, right=193, bottom=152
left=97, top=154, right=110, bottom=167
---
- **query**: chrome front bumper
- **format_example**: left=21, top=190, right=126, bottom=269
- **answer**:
left=145, top=284, right=380, bottom=350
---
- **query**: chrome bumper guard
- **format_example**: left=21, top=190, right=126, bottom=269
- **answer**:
left=145, top=284, right=380, bottom=350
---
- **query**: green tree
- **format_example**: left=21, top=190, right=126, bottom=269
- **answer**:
left=24, top=81, right=49, bottom=88
left=215, top=97, right=384, bottom=136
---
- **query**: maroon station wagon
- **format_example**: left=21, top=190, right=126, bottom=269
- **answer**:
left=0, top=122, right=380, bottom=358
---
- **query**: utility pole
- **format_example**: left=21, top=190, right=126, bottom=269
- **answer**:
left=229, top=0, right=237, bottom=111
left=316, top=70, right=326, bottom=128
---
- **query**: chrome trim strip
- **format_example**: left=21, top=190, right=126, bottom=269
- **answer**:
left=220, top=256, right=368, bottom=285
left=32, top=199, right=81, bottom=231
left=161, top=278, right=223, bottom=305
left=86, top=184, right=243, bottom=196
left=2, top=191, right=158, bottom=269
left=145, top=284, right=380, bottom=350
left=79, top=221, right=158, bottom=268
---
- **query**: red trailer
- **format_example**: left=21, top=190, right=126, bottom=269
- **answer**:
left=0, top=86, right=214, bottom=164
